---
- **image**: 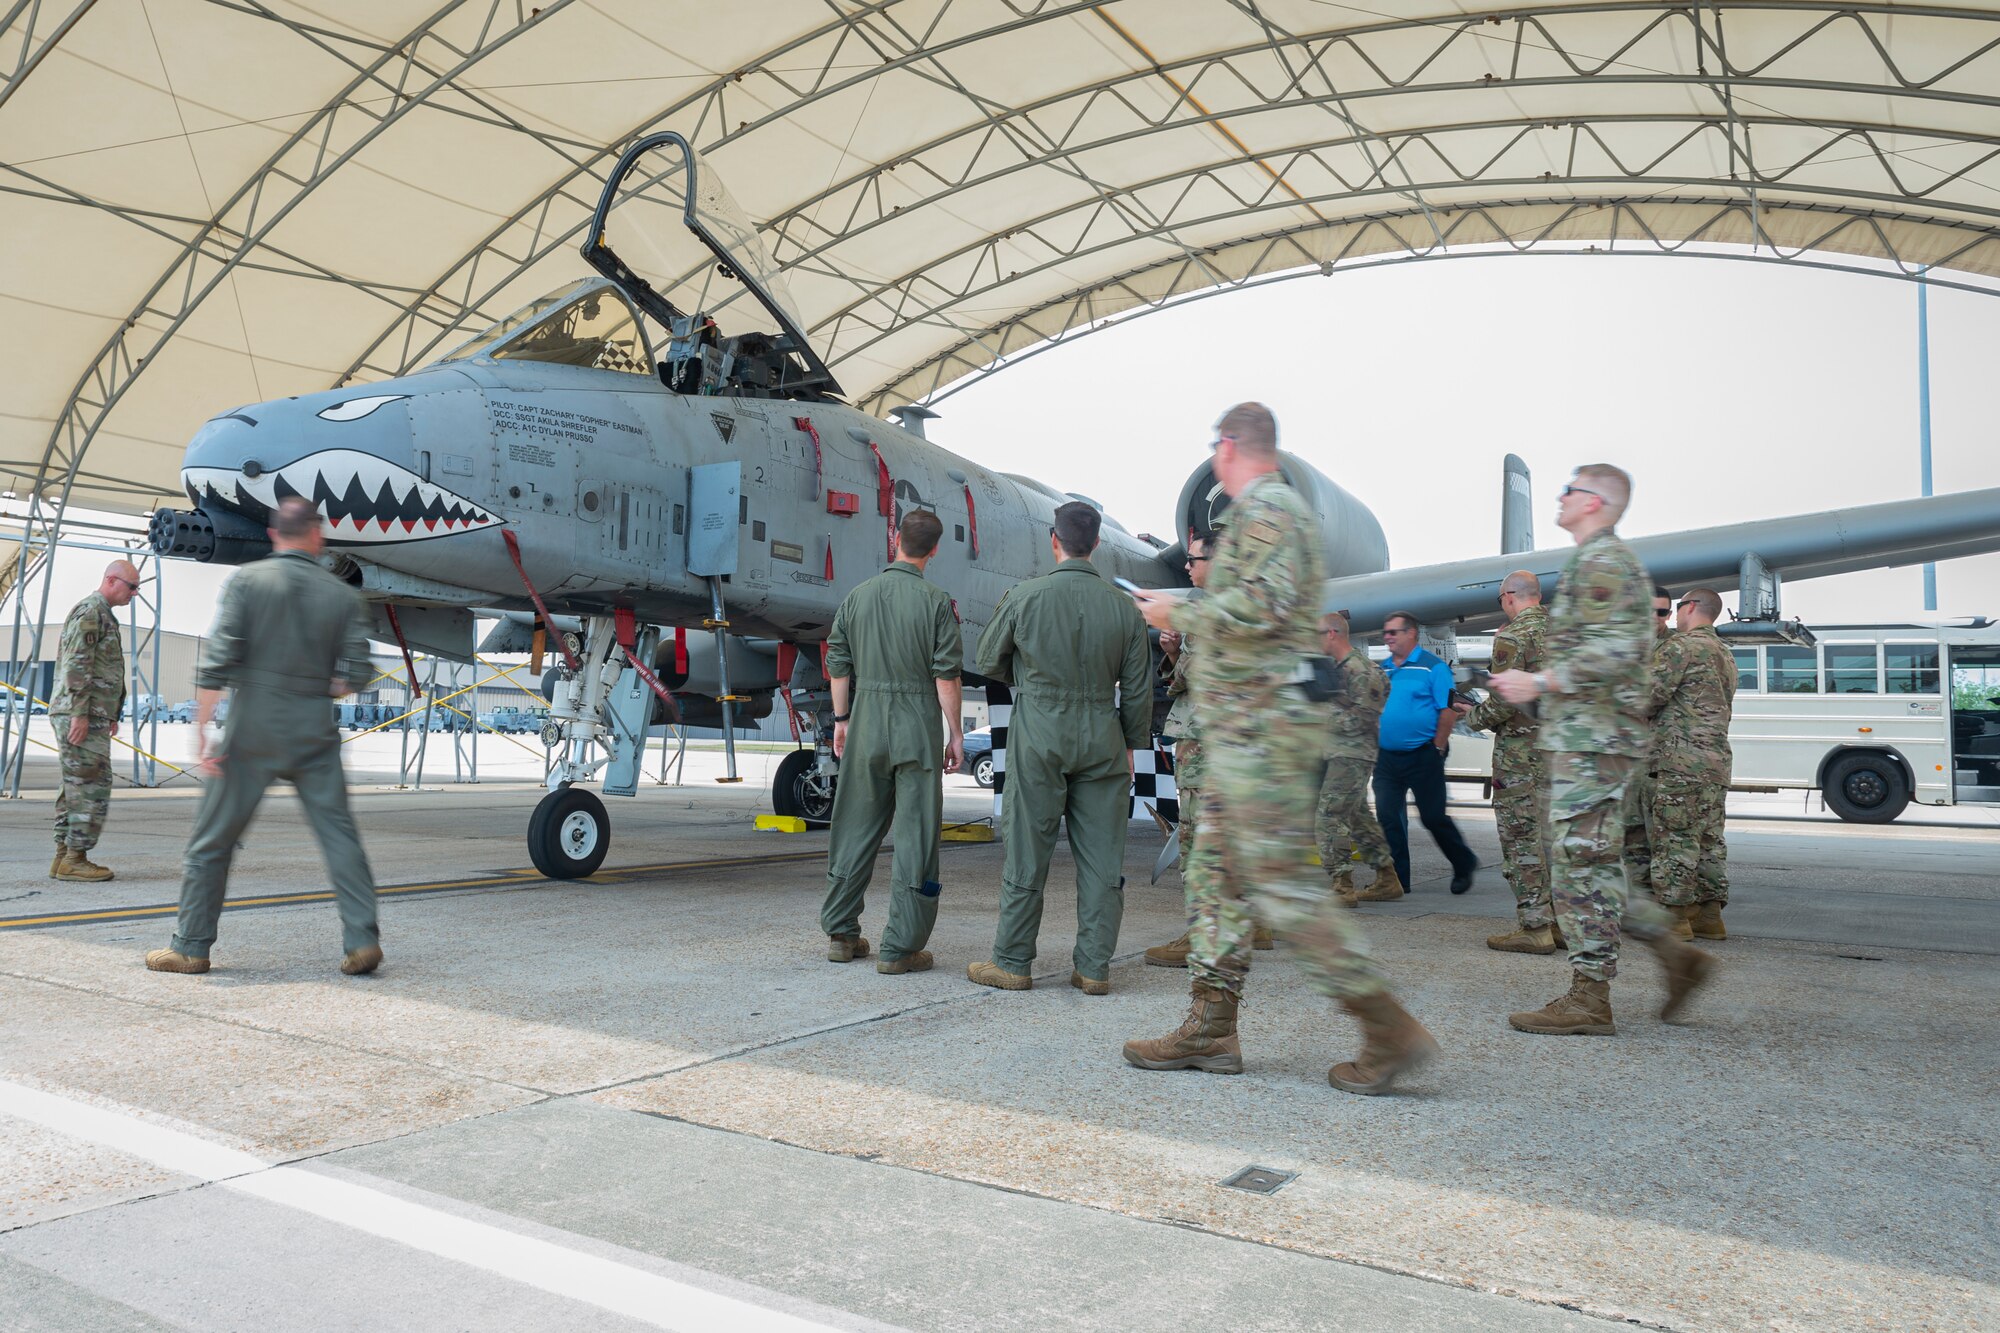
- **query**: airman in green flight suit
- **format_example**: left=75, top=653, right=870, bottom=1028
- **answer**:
left=968, top=501, right=1153, bottom=995
left=818, top=508, right=965, bottom=974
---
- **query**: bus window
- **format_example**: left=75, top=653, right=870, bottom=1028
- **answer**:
left=1825, top=644, right=1880, bottom=694
left=1885, top=644, right=1940, bottom=694
left=1731, top=647, right=1759, bottom=693
left=1766, top=645, right=1818, bottom=694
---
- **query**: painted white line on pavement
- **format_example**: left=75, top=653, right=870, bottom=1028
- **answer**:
left=0, top=1077, right=846, bottom=1333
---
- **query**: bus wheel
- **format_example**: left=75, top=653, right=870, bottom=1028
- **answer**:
left=1823, top=752, right=1910, bottom=824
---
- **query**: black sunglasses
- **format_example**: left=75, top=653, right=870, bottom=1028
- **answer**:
left=1561, top=485, right=1601, bottom=499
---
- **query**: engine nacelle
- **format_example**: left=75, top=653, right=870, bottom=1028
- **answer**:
left=1175, top=451, right=1388, bottom=580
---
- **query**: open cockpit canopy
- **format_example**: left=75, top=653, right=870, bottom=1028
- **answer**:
left=581, top=133, right=840, bottom=398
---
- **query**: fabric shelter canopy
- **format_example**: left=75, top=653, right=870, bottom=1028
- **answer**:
left=5, top=0, right=2000, bottom=515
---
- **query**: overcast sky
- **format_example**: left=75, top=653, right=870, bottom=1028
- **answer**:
left=934, top=252, right=2000, bottom=627
left=8, top=251, right=1998, bottom=640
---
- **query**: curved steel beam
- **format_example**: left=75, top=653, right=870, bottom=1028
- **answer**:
left=30, top=0, right=586, bottom=501
left=340, top=0, right=2000, bottom=386
left=334, top=0, right=1099, bottom=382
left=854, top=195, right=2000, bottom=414
left=0, top=0, right=98, bottom=115
left=756, top=2, right=2000, bottom=271
left=811, top=161, right=2000, bottom=374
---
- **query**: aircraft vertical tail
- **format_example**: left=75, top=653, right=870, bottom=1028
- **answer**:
left=1501, top=454, right=1533, bottom=554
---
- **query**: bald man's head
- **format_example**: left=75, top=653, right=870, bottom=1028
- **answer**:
left=1499, top=570, right=1541, bottom=601
left=1679, top=587, right=1724, bottom=624
left=98, top=560, right=140, bottom=608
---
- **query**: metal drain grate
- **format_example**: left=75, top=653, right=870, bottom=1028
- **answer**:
left=1219, top=1165, right=1296, bottom=1195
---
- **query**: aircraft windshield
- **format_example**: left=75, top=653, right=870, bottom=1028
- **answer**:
left=489, top=287, right=650, bottom=374
left=439, top=282, right=651, bottom=374
left=584, top=132, right=836, bottom=393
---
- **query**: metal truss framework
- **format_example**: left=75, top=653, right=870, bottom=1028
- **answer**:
left=325, top=1, right=2000, bottom=404
left=870, top=194, right=2000, bottom=415
left=6, top=0, right=2000, bottom=504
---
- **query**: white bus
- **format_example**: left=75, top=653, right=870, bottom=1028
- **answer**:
left=1442, top=618, right=2000, bottom=823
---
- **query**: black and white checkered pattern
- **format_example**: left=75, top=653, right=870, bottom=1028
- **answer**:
left=988, top=682, right=1179, bottom=825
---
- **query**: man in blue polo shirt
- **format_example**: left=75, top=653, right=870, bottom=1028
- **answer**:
left=1368, top=612, right=1479, bottom=897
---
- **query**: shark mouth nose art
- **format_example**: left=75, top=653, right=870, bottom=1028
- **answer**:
left=182, top=448, right=501, bottom=544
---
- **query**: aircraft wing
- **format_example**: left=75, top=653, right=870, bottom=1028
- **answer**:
left=1324, top=486, right=2000, bottom=633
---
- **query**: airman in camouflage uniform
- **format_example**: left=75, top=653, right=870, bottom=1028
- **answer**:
left=1463, top=571, right=1553, bottom=951
left=1647, top=587, right=1736, bottom=941
left=1125, top=404, right=1435, bottom=1095
left=1145, top=533, right=1273, bottom=966
left=1622, top=588, right=1674, bottom=897
left=1314, top=612, right=1395, bottom=906
left=49, top=561, right=138, bottom=881
left=1464, top=572, right=1552, bottom=944
left=1489, top=466, right=1711, bottom=1035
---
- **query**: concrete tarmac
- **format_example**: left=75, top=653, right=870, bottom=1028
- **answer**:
left=0, top=772, right=1993, bottom=1332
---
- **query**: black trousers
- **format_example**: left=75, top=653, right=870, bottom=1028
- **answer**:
left=1371, top=744, right=1477, bottom=889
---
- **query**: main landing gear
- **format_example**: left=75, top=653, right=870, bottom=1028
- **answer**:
left=772, top=747, right=836, bottom=827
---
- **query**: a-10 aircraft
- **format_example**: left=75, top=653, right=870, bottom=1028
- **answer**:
left=147, top=133, right=2000, bottom=878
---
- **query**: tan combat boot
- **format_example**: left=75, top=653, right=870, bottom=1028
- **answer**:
left=1330, top=865, right=1359, bottom=909
left=1143, top=931, right=1191, bottom=968
left=1647, top=935, right=1714, bottom=1022
left=341, top=945, right=383, bottom=976
left=877, top=950, right=934, bottom=975
left=1122, top=981, right=1242, bottom=1073
left=826, top=934, right=870, bottom=963
left=966, top=960, right=1031, bottom=990
left=54, top=850, right=114, bottom=883
left=144, top=948, right=209, bottom=975
left=49, top=848, right=65, bottom=877
left=1692, top=902, right=1726, bottom=940
left=1069, top=971, right=1109, bottom=996
left=1252, top=923, right=1274, bottom=951
left=1330, top=991, right=1439, bottom=1095
left=1355, top=865, right=1404, bottom=902
left=1508, top=973, right=1615, bottom=1035
left=1665, top=903, right=1696, bottom=941
left=1486, top=925, right=1559, bottom=954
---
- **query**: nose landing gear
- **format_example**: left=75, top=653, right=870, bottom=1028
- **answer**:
left=529, top=785, right=610, bottom=879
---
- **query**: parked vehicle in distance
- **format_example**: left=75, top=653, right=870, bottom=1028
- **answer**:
left=120, top=693, right=166, bottom=722
left=478, top=707, right=546, bottom=734
left=166, top=699, right=197, bottom=723
left=963, top=727, right=996, bottom=788
left=1445, top=617, right=2000, bottom=823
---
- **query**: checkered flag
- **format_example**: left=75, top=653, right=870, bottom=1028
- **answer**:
left=988, top=683, right=1177, bottom=825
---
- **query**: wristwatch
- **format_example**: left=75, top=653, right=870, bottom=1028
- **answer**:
left=1533, top=672, right=1552, bottom=693
left=831, top=712, right=851, bottom=722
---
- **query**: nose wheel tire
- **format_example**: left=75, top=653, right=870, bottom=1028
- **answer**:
left=528, top=786, right=611, bottom=878
left=771, top=748, right=835, bottom=828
